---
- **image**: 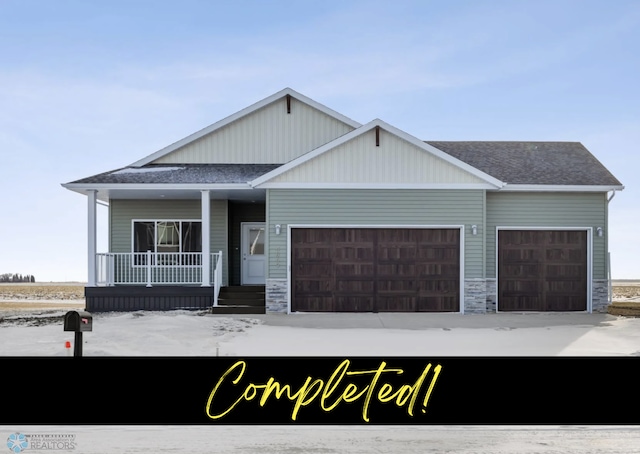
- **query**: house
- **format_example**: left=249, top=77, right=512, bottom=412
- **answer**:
left=62, top=88, right=624, bottom=314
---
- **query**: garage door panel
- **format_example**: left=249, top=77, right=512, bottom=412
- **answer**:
left=498, top=230, right=587, bottom=311
left=417, top=296, right=458, bottom=312
left=377, top=297, right=415, bottom=312
left=417, top=264, right=459, bottom=277
left=334, top=297, right=374, bottom=312
left=377, top=264, right=416, bottom=276
left=500, top=296, right=542, bottom=311
left=378, top=247, right=417, bottom=261
left=417, top=246, right=458, bottom=261
left=378, top=278, right=415, bottom=294
left=335, top=279, right=375, bottom=294
left=292, top=228, right=460, bottom=312
left=296, top=297, right=336, bottom=312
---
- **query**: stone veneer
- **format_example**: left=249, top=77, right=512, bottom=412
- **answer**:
left=464, top=279, right=487, bottom=314
left=266, top=278, right=288, bottom=313
left=592, top=279, right=610, bottom=313
left=485, top=279, right=497, bottom=313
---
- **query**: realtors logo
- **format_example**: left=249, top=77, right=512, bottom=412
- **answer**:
left=6, top=433, right=28, bottom=453
left=6, top=433, right=76, bottom=452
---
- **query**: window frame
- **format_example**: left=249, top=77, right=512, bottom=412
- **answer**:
left=131, top=219, right=203, bottom=266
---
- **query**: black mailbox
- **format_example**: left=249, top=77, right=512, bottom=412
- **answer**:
left=64, top=311, right=93, bottom=332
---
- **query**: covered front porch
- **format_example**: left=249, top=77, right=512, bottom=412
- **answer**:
left=89, top=251, right=223, bottom=311
left=69, top=175, right=270, bottom=312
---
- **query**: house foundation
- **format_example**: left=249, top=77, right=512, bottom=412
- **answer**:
left=464, top=279, right=487, bottom=314
left=266, top=279, right=288, bottom=313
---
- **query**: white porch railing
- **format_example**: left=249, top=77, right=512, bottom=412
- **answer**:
left=95, top=251, right=223, bottom=303
left=212, top=251, right=222, bottom=307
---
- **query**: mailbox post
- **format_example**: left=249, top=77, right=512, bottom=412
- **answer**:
left=63, top=311, right=93, bottom=357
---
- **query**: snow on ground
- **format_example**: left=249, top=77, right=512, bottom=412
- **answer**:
left=1, top=309, right=640, bottom=357
left=2, top=310, right=640, bottom=452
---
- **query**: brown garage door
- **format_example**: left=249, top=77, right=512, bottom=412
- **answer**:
left=291, top=228, right=460, bottom=312
left=498, top=230, right=587, bottom=311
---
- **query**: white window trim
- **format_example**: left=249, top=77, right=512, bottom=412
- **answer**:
left=131, top=219, right=203, bottom=267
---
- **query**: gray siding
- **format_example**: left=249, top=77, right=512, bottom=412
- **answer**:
left=486, top=192, right=608, bottom=279
left=266, top=189, right=485, bottom=280
left=109, top=199, right=229, bottom=285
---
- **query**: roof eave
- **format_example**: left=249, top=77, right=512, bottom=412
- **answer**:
left=62, top=182, right=254, bottom=192
left=498, top=184, right=625, bottom=192
left=255, top=183, right=499, bottom=189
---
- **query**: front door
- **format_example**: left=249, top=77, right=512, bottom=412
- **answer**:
left=241, top=222, right=266, bottom=285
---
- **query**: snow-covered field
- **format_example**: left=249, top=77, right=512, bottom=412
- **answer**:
left=2, top=304, right=640, bottom=452
left=2, top=306, right=640, bottom=356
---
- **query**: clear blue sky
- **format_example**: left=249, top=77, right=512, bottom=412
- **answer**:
left=0, top=0, right=638, bottom=281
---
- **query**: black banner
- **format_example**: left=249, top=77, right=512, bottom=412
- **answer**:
left=3, top=357, right=639, bottom=424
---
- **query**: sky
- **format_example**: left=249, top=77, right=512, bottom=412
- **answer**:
left=0, top=0, right=638, bottom=281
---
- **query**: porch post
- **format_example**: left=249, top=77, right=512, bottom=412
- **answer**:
left=87, top=190, right=97, bottom=287
left=201, top=190, right=211, bottom=286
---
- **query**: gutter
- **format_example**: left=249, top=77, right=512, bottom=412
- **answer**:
left=606, top=189, right=616, bottom=305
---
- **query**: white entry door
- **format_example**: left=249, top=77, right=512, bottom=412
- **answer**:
left=241, top=223, right=266, bottom=285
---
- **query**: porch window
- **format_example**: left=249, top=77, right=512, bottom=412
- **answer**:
left=133, top=220, right=202, bottom=265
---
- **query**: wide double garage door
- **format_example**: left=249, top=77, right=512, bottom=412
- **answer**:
left=498, top=230, right=588, bottom=311
left=291, top=228, right=460, bottom=312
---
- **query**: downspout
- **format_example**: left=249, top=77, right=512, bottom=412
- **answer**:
left=606, top=189, right=616, bottom=305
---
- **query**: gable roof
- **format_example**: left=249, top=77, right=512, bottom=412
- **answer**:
left=61, top=88, right=624, bottom=195
left=129, top=88, right=362, bottom=167
left=250, top=119, right=505, bottom=189
left=428, top=141, right=624, bottom=189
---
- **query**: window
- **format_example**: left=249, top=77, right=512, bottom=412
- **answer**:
left=133, top=220, right=202, bottom=265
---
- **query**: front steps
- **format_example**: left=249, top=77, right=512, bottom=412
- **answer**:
left=211, top=285, right=266, bottom=314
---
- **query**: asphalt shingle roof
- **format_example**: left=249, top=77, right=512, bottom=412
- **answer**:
left=426, top=141, right=623, bottom=186
left=68, top=143, right=622, bottom=188
left=68, top=164, right=282, bottom=184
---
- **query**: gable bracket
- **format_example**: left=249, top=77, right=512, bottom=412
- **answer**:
left=286, top=94, right=291, bottom=114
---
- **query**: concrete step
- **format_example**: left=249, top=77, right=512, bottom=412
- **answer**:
left=217, top=298, right=265, bottom=307
left=210, top=305, right=266, bottom=315
left=218, top=291, right=265, bottom=300
left=219, top=285, right=265, bottom=293
left=214, top=286, right=266, bottom=313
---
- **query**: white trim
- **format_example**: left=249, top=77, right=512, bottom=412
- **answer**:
left=251, top=119, right=505, bottom=188
left=495, top=226, right=593, bottom=313
left=286, top=224, right=465, bottom=315
left=256, top=182, right=498, bottom=190
left=87, top=190, right=97, bottom=287
left=130, top=88, right=362, bottom=167
left=499, top=184, right=625, bottom=192
left=201, top=190, right=211, bottom=287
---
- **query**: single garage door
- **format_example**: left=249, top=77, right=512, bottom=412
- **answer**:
left=291, top=228, right=460, bottom=312
left=498, top=230, right=587, bottom=311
